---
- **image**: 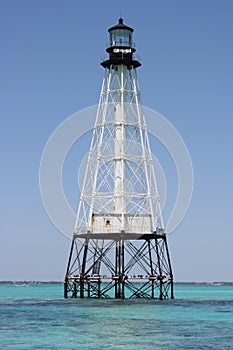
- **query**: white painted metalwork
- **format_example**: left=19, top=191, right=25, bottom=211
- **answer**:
left=74, top=64, right=164, bottom=235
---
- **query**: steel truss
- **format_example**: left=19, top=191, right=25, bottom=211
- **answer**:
left=64, top=232, right=173, bottom=299
left=64, top=19, right=174, bottom=299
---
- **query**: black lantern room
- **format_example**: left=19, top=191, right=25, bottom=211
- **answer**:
left=101, top=18, right=141, bottom=69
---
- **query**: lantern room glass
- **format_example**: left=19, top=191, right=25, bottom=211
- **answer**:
left=110, top=29, right=132, bottom=47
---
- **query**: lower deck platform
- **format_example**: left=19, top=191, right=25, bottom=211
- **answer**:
left=64, top=274, right=173, bottom=299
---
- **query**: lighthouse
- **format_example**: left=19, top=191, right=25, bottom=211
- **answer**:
left=64, top=19, right=174, bottom=299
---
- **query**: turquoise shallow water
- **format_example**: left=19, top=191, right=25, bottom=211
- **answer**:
left=0, top=284, right=233, bottom=349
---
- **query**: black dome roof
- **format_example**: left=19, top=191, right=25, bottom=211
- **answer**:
left=108, top=18, right=134, bottom=33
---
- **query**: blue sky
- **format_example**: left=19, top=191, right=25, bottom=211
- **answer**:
left=0, top=0, right=233, bottom=282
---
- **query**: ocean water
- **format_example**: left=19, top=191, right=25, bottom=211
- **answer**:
left=0, top=284, right=233, bottom=349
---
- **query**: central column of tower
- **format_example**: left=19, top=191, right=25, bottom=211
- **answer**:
left=113, top=65, right=127, bottom=298
left=114, top=65, right=127, bottom=231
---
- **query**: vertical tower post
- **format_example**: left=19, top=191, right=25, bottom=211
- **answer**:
left=64, top=18, right=174, bottom=299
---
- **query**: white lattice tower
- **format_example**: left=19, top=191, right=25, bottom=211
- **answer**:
left=64, top=18, right=174, bottom=300
left=75, top=59, right=163, bottom=237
